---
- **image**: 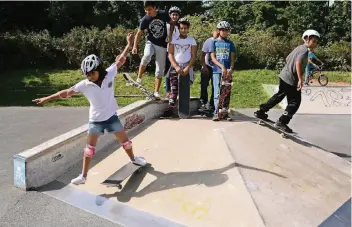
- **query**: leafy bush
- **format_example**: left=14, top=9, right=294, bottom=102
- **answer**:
left=0, top=23, right=350, bottom=73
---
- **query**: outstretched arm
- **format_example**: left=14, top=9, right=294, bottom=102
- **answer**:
left=116, top=32, right=133, bottom=69
left=32, top=89, right=77, bottom=105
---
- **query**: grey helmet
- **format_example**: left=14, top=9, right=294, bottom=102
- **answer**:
left=217, top=21, right=231, bottom=30
left=178, top=17, right=190, bottom=26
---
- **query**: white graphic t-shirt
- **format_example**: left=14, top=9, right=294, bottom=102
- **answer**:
left=171, top=36, right=197, bottom=64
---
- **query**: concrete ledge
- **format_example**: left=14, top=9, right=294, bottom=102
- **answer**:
left=14, top=98, right=201, bottom=190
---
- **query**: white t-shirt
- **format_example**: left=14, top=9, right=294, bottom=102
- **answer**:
left=202, top=37, right=216, bottom=67
left=171, top=36, right=197, bottom=64
left=71, top=64, right=118, bottom=122
left=166, top=23, right=180, bottom=49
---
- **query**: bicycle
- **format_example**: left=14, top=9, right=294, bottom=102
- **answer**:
left=307, top=64, right=328, bottom=86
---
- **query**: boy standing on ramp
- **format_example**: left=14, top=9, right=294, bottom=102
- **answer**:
left=132, top=1, right=175, bottom=99
left=254, top=30, right=321, bottom=133
left=33, top=33, right=147, bottom=185
left=210, top=21, right=236, bottom=121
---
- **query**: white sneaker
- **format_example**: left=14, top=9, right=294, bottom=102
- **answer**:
left=153, top=92, right=160, bottom=99
left=71, top=174, right=86, bottom=185
left=136, top=78, right=142, bottom=85
left=133, top=156, right=147, bottom=166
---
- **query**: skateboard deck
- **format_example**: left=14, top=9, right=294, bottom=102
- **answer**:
left=217, top=70, right=233, bottom=120
left=101, top=162, right=144, bottom=189
left=254, top=117, right=296, bottom=138
left=178, top=73, right=190, bottom=119
left=122, top=73, right=157, bottom=100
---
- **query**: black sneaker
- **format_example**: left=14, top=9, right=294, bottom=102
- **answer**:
left=274, top=121, right=293, bottom=133
left=254, top=109, right=268, bottom=120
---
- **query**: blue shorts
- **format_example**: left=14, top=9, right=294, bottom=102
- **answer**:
left=88, top=114, right=124, bottom=135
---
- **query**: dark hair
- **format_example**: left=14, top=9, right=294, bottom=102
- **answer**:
left=144, top=1, right=157, bottom=8
left=179, top=21, right=190, bottom=28
left=96, top=65, right=107, bottom=81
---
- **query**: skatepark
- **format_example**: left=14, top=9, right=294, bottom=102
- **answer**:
left=3, top=85, right=349, bottom=227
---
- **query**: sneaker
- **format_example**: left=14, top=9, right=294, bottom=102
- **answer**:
left=71, top=174, right=86, bottom=185
left=153, top=92, right=160, bottom=99
left=254, top=109, right=268, bottom=120
left=133, top=156, right=147, bottom=166
left=212, top=114, right=219, bottom=121
left=136, top=78, right=142, bottom=85
left=274, top=121, right=293, bottom=133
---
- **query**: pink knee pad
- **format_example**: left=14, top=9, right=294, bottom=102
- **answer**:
left=122, top=140, right=132, bottom=150
left=84, top=144, right=96, bottom=158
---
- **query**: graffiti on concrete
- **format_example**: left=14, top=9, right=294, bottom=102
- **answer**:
left=123, top=114, right=145, bottom=130
left=302, top=87, right=351, bottom=107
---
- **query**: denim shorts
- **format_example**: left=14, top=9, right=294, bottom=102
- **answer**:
left=88, top=114, right=124, bottom=135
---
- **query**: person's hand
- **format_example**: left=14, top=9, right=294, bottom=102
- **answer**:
left=221, top=66, right=227, bottom=76
left=175, top=66, right=183, bottom=75
left=297, top=79, right=303, bottom=91
left=126, top=32, right=134, bottom=47
left=32, top=97, right=49, bottom=105
left=132, top=47, right=138, bottom=55
left=227, top=69, right=233, bottom=76
left=183, top=66, right=190, bottom=76
left=202, top=66, right=209, bottom=77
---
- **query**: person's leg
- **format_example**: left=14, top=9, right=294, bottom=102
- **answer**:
left=169, top=67, right=178, bottom=107
left=107, top=115, right=147, bottom=165
left=138, top=41, right=155, bottom=82
left=209, top=66, right=215, bottom=110
left=212, top=73, right=221, bottom=120
left=154, top=44, right=167, bottom=95
left=276, top=86, right=301, bottom=132
left=254, top=78, right=288, bottom=119
left=71, top=123, right=102, bottom=185
left=200, top=68, right=210, bottom=107
left=165, top=56, right=171, bottom=93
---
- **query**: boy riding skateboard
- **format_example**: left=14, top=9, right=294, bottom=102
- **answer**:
left=210, top=21, right=236, bottom=121
left=164, top=17, right=197, bottom=117
left=33, top=33, right=147, bottom=185
left=132, top=1, right=175, bottom=99
left=254, top=29, right=321, bottom=133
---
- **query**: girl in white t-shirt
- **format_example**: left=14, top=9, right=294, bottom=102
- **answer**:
left=166, top=17, right=197, bottom=112
left=32, top=33, right=147, bottom=185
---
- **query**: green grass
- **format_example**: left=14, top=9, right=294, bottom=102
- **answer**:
left=0, top=68, right=350, bottom=108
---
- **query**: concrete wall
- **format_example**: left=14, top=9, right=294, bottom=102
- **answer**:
left=14, top=98, right=201, bottom=190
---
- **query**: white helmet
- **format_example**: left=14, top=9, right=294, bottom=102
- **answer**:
left=81, top=54, right=101, bottom=75
left=302, top=29, right=320, bottom=41
left=217, top=21, right=231, bottom=30
left=169, top=6, right=181, bottom=15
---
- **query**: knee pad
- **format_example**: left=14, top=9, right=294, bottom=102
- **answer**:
left=84, top=144, right=96, bottom=158
left=122, top=140, right=132, bottom=150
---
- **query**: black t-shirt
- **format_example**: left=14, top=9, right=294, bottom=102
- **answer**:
left=139, top=10, right=170, bottom=48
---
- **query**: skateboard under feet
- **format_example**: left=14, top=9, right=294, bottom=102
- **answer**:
left=255, top=117, right=294, bottom=138
left=101, top=162, right=145, bottom=189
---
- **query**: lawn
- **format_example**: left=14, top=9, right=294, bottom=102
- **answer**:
left=0, top=68, right=350, bottom=108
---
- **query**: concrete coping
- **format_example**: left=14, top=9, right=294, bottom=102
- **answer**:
left=13, top=98, right=201, bottom=190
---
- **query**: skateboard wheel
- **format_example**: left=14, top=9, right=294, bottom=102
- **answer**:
left=117, top=184, right=122, bottom=190
left=138, top=168, right=142, bottom=173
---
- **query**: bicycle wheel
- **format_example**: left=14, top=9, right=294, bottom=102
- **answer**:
left=318, top=74, right=328, bottom=86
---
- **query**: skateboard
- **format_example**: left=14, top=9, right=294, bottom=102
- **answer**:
left=216, top=70, right=233, bottom=120
left=101, top=162, right=145, bottom=189
left=254, top=116, right=295, bottom=138
left=178, top=73, right=190, bottom=118
left=122, top=73, right=157, bottom=100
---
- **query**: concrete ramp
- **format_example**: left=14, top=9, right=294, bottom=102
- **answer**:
left=263, top=85, right=351, bottom=114
left=47, top=119, right=350, bottom=227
